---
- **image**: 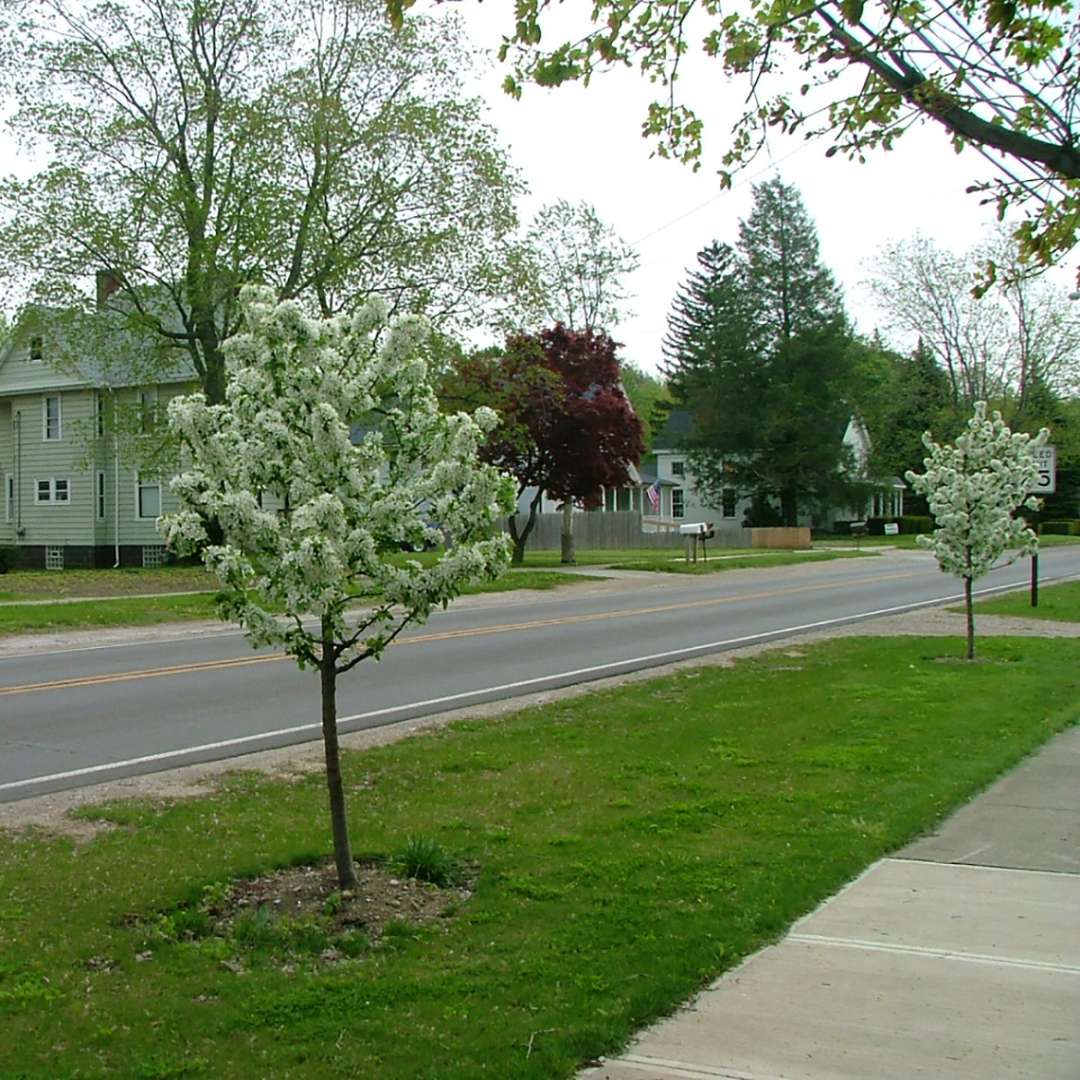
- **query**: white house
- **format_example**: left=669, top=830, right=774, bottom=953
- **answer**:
left=0, top=300, right=195, bottom=570
left=644, top=409, right=903, bottom=531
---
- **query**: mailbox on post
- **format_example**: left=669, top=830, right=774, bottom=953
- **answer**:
left=679, top=521, right=716, bottom=562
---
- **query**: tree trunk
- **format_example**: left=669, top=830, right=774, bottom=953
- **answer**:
left=780, top=487, right=798, bottom=527
left=320, top=620, right=358, bottom=889
left=508, top=487, right=544, bottom=565
left=560, top=500, right=576, bottom=564
left=963, top=574, right=975, bottom=661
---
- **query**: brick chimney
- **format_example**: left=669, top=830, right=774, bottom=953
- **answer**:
left=96, top=269, right=123, bottom=309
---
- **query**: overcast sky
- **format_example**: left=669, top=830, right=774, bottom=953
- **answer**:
left=1, top=3, right=1072, bottom=373
left=454, top=5, right=1074, bottom=373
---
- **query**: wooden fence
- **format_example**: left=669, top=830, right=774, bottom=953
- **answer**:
left=501, top=511, right=754, bottom=551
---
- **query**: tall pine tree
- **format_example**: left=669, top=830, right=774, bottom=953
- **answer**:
left=664, top=180, right=858, bottom=525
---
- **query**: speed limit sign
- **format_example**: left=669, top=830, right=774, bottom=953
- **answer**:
left=1031, top=445, right=1056, bottom=494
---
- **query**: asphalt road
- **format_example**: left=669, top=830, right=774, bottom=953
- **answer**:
left=3, top=546, right=1079, bottom=803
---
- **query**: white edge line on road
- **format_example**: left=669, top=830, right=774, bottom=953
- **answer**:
left=2, top=583, right=1062, bottom=797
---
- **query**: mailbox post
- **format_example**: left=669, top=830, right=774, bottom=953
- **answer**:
left=679, top=522, right=716, bottom=563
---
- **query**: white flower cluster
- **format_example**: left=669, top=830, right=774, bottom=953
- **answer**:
left=160, top=286, right=514, bottom=662
left=906, top=402, right=1048, bottom=581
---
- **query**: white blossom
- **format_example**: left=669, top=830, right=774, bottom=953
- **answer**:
left=161, top=285, right=515, bottom=661
left=905, top=402, right=1048, bottom=657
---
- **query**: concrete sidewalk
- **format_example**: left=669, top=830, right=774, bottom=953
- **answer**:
left=583, top=726, right=1080, bottom=1080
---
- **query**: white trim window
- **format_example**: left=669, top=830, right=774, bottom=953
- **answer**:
left=29, top=336, right=44, bottom=362
left=94, top=390, right=106, bottom=438
left=45, top=546, right=64, bottom=570
left=35, top=478, right=71, bottom=504
left=96, top=470, right=107, bottom=520
left=671, top=460, right=685, bottom=478
left=43, top=394, right=62, bottom=441
left=721, top=488, right=737, bottom=519
left=672, top=487, right=685, bottom=519
left=135, top=475, right=161, bottom=519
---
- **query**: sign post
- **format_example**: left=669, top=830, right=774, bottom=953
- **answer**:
left=1029, top=446, right=1056, bottom=608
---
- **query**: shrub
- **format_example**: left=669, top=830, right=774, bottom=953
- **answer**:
left=0, top=545, right=20, bottom=573
left=899, top=515, right=933, bottom=534
left=1040, top=520, right=1080, bottom=536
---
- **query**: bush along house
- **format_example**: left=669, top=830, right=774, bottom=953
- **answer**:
left=0, top=279, right=196, bottom=570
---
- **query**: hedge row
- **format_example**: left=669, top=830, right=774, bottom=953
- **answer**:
left=1041, top=520, right=1080, bottom=536
left=833, top=516, right=933, bottom=536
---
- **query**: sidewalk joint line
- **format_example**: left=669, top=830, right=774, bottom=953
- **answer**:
left=788, top=933, right=1080, bottom=974
left=889, top=857, right=1080, bottom=878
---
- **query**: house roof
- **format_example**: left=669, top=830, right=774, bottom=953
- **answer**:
left=653, top=407, right=692, bottom=450
left=0, top=305, right=199, bottom=394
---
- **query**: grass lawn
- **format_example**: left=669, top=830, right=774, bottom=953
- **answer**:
left=970, top=580, right=1080, bottom=623
left=819, top=532, right=1080, bottom=551
left=1, top=635, right=1076, bottom=1079
left=0, top=564, right=219, bottom=601
left=0, top=570, right=594, bottom=637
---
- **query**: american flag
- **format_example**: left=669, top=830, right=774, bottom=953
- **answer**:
left=646, top=481, right=660, bottom=512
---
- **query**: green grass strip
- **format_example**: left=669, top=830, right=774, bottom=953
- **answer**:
left=0, top=592, right=222, bottom=635
left=969, top=580, right=1080, bottom=623
left=615, top=550, right=870, bottom=573
left=0, top=572, right=595, bottom=637
left=1, top=635, right=1076, bottom=1078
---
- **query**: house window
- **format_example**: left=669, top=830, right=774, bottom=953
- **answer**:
left=35, top=478, right=71, bottom=504
left=45, top=546, right=64, bottom=571
left=136, top=476, right=161, bottom=519
left=96, top=471, right=106, bottom=520
left=94, top=391, right=106, bottom=438
left=722, top=488, right=737, bottom=518
left=29, top=336, right=43, bottom=362
left=4, top=474, right=12, bottom=522
left=139, top=387, right=158, bottom=433
left=43, top=395, right=62, bottom=440
left=142, top=545, right=167, bottom=568
left=672, top=487, right=685, bottom=519
left=671, top=460, right=685, bottom=477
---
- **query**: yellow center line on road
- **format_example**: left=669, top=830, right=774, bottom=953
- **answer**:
left=0, top=567, right=925, bottom=698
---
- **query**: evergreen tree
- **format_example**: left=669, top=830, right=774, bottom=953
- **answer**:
left=663, top=182, right=858, bottom=526
left=739, top=179, right=845, bottom=346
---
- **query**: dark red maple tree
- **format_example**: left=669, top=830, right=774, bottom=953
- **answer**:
left=453, top=324, right=645, bottom=563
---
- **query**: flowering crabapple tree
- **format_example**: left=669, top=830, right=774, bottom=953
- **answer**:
left=906, top=402, right=1048, bottom=661
left=160, top=286, right=514, bottom=889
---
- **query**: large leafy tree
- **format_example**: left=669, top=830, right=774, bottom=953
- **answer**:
left=508, top=199, right=639, bottom=335
left=665, top=181, right=858, bottom=525
left=161, top=287, right=514, bottom=888
left=454, top=325, right=644, bottom=563
left=869, top=232, right=1080, bottom=418
left=0, top=0, right=521, bottom=403
left=858, top=339, right=958, bottom=505
left=468, top=0, right=1080, bottom=282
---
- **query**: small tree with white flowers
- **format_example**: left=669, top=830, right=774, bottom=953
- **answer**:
left=160, top=287, right=514, bottom=888
left=906, top=402, right=1048, bottom=661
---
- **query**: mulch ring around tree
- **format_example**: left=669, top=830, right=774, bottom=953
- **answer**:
left=210, top=860, right=472, bottom=942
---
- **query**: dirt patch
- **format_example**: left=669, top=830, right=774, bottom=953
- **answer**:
left=210, top=860, right=469, bottom=945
